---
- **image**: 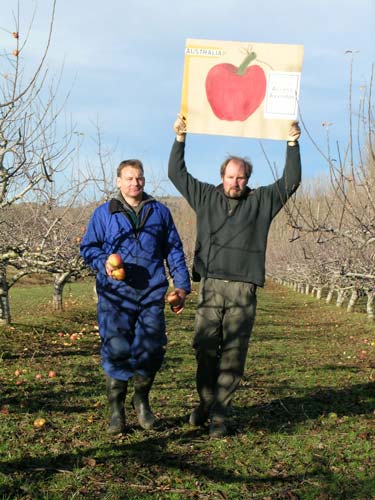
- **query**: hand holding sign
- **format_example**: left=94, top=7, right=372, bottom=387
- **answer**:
left=181, top=39, right=304, bottom=140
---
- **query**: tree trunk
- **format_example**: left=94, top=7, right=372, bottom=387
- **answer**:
left=53, top=272, right=71, bottom=311
left=316, top=287, right=323, bottom=300
left=336, top=289, right=347, bottom=307
left=347, top=288, right=359, bottom=313
left=0, top=268, right=11, bottom=325
left=93, top=283, right=98, bottom=302
left=366, top=290, right=375, bottom=320
left=326, top=287, right=334, bottom=304
left=305, top=284, right=310, bottom=295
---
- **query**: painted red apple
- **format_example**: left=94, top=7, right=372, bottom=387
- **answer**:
left=205, top=51, right=266, bottom=121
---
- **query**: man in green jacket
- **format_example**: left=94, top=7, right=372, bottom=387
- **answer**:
left=168, top=115, right=301, bottom=437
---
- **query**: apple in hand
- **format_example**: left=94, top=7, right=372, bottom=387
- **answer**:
left=112, top=267, right=126, bottom=280
left=107, top=253, right=123, bottom=269
left=167, top=290, right=181, bottom=307
left=106, top=253, right=126, bottom=280
left=167, top=290, right=185, bottom=313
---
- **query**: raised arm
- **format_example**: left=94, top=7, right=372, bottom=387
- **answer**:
left=168, top=114, right=214, bottom=210
left=267, top=121, right=302, bottom=216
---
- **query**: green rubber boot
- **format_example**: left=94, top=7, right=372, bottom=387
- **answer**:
left=132, top=373, right=156, bottom=430
left=106, top=376, right=127, bottom=434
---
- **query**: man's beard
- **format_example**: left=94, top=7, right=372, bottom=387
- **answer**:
left=224, top=186, right=245, bottom=198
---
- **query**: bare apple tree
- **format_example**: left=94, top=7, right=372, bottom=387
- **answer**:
left=268, top=59, right=375, bottom=319
left=0, top=1, right=84, bottom=323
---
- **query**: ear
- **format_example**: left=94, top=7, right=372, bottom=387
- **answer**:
left=116, top=177, right=121, bottom=189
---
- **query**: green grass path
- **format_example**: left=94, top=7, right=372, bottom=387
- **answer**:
left=0, top=280, right=374, bottom=499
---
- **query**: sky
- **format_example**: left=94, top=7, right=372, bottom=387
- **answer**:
left=1, top=0, right=375, bottom=196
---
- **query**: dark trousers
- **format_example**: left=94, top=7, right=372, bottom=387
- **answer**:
left=193, top=278, right=257, bottom=421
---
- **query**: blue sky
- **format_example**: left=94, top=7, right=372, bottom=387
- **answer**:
left=2, top=0, right=375, bottom=195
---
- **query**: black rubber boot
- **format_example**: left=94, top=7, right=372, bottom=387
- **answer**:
left=189, top=350, right=218, bottom=427
left=106, top=375, right=127, bottom=435
left=208, top=342, right=249, bottom=438
left=132, top=373, right=156, bottom=430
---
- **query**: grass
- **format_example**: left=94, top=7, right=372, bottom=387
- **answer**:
left=1, top=279, right=375, bottom=499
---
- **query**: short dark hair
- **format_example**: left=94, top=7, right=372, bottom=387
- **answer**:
left=117, top=159, right=144, bottom=177
left=220, top=155, right=253, bottom=179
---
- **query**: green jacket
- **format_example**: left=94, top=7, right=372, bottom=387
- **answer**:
left=168, top=139, right=301, bottom=287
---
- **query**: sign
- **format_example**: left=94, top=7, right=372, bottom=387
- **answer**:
left=181, top=39, right=304, bottom=140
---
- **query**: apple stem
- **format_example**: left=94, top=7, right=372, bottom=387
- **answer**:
left=237, top=52, right=257, bottom=75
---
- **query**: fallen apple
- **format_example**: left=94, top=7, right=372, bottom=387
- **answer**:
left=107, top=253, right=123, bottom=269
left=205, top=51, right=266, bottom=121
left=33, top=417, right=46, bottom=429
left=35, top=373, right=42, bottom=380
left=111, top=267, right=126, bottom=280
left=48, top=370, right=56, bottom=378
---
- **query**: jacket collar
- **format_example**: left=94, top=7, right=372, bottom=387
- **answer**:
left=109, top=191, right=154, bottom=214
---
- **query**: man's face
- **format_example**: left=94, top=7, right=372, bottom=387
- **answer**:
left=221, top=160, right=248, bottom=198
left=117, top=166, right=145, bottom=203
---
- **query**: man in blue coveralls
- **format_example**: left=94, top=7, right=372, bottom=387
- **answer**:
left=81, top=159, right=191, bottom=434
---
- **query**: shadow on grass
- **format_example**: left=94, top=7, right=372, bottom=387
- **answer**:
left=1, top=381, right=374, bottom=498
left=235, top=380, right=375, bottom=433
left=0, top=427, right=318, bottom=497
left=2, top=369, right=104, bottom=414
left=1, top=424, right=373, bottom=500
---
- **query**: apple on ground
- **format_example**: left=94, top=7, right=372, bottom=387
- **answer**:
left=33, top=417, right=46, bottom=429
left=48, top=370, right=57, bottom=378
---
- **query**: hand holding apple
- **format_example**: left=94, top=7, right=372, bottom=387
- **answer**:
left=107, top=253, right=123, bottom=268
left=167, top=288, right=187, bottom=314
left=112, top=267, right=126, bottom=280
left=105, top=253, right=126, bottom=280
